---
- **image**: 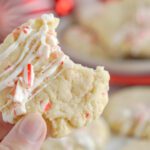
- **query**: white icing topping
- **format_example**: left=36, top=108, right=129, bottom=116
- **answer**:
left=38, top=45, right=51, bottom=59
left=40, top=98, right=51, bottom=112
left=0, top=41, right=38, bottom=92
left=0, top=32, right=29, bottom=62
left=0, top=33, right=38, bottom=78
left=0, top=14, right=73, bottom=123
left=32, top=55, right=65, bottom=90
left=48, top=36, right=59, bottom=46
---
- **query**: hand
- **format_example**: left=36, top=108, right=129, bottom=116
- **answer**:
left=0, top=0, right=52, bottom=41
left=0, top=113, right=47, bottom=150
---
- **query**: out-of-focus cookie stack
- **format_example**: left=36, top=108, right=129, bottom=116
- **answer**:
left=61, top=0, right=150, bottom=85
left=104, top=87, right=150, bottom=139
left=64, top=0, right=150, bottom=59
left=76, top=0, right=150, bottom=59
left=104, top=86, right=150, bottom=150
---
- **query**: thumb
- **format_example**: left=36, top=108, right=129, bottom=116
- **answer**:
left=0, top=113, right=47, bottom=150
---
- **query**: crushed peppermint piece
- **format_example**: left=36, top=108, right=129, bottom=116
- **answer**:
left=61, top=61, right=64, bottom=65
left=44, top=102, right=52, bottom=111
left=40, top=100, right=52, bottom=112
left=51, top=52, right=59, bottom=59
left=13, top=79, right=26, bottom=103
left=23, top=64, right=35, bottom=88
left=85, top=112, right=90, bottom=119
left=23, top=29, right=28, bottom=34
left=22, top=26, right=31, bottom=34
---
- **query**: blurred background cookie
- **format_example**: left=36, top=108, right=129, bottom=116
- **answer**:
left=60, top=0, right=150, bottom=85
left=76, top=0, right=150, bottom=59
left=104, top=86, right=150, bottom=139
left=63, top=25, right=106, bottom=59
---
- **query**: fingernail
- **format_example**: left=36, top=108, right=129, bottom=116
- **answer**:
left=19, top=113, right=45, bottom=142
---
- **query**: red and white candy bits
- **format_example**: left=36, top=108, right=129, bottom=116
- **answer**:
left=23, top=64, right=35, bottom=88
left=40, top=99, right=52, bottom=112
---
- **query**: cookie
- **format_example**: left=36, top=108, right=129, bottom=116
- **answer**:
left=63, top=25, right=106, bottom=58
left=0, top=14, right=109, bottom=137
left=77, top=0, right=150, bottom=58
left=121, top=140, right=150, bottom=150
left=104, top=87, right=150, bottom=139
left=41, top=118, right=110, bottom=150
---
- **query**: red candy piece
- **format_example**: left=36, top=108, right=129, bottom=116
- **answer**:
left=60, top=61, right=64, bottom=65
left=51, top=52, right=59, bottom=59
left=85, top=112, right=90, bottom=119
left=23, top=63, right=34, bottom=88
left=40, top=100, right=53, bottom=112
left=44, top=102, right=52, bottom=111
left=55, top=0, right=74, bottom=16
left=22, top=26, right=30, bottom=34
left=23, top=29, right=28, bottom=34
left=28, top=64, right=31, bottom=87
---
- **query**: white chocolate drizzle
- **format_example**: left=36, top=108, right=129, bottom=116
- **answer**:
left=0, top=32, right=29, bottom=62
left=0, top=40, right=39, bottom=91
